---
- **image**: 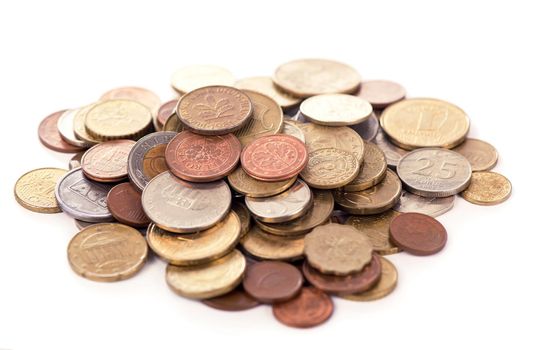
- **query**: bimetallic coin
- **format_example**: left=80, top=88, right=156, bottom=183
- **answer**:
left=14, top=168, right=67, bottom=213
left=99, top=86, right=161, bottom=118
left=231, top=201, right=251, bottom=237
left=282, top=121, right=305, bottom=142
left=300, top=148, right=359, bottom=189
left=345, top=211, right=400, bottom=255
left=300, top=94, right=372, bottom=126
left=372, top=129, right=408, bottom=169
left=461, top=172, right=512, bottom=205
left=243, top=261, right=303, bottom=303
left=81, top=140, right=135, bottom=182
left=344, top=142, right=387, bottom=191
left=397, top=148, right=472, bottom=197
left=57, top=109, right=93, bottom=148
left=171, top=65, right=235, bottom=94
left=227, top=166, right=296, bottom=198
left=453, top=138, right=498, bottom=172
left=389, top=213, right=447, bottom=256
left=38, top=110, right=85, bottom=153
left=350, top=112, right=379, bottom=142
left=240, top=225, right=304, bottom=261
left=157, top=99, right=179, bottom=128
left=72, top=104, right=101, bottom=146
left=235, top=76, right=301, bottom=108
left=394, top=190, right=455, bottom=217
left=357, top=80, right=406, bottom=109
left=163, top=112, right=183, bottom=132
left=341, top=256, right=398, bottom=301
left=272, top=287, right=334, bottom=328
left=107, top=182, right=150, bottom=227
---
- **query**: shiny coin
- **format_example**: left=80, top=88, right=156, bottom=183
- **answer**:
left=68, top=152, right=84, bottom=170
left=171, top=65, right=235, bottom=94
left=272, top=287, right=333, bottom=328
left=72, top=104, right=101, bottom=146
left=235, top=76, right=301, bottom=108
left=300, top=148, right=359, bottom=189
left=240, top=225, right=304, bottom=261
left=300, top=94, right=372, bottom=126
left=345, top=211, right=400, bottom=255
left=99, top=86, right=161, bottom=118
left=202, top=286, right=260, bottom=311
left=344, top=142, right=387, bottom=191
left=38, top=110, right=85, bottom=153
left=231, top=201, right=251, bottom=237
left=453, top=138, right=498, bottom=172
left=81, top=140, right=135, bottom=182
left=357, top=80, right=406, bottom=109
left=341, top=256, right=398, bottom=301
left=156, top=99, right=178, bottom=128
left=282, top=121, right=305, bottom=142
left=243, top=261, right=303, bottom=303
left=372, top=129, right=408, bottom=169
left=350, top=112, right=379, bottom=142
left=57, top=109, right=93, bottom=148
left=107, top=182, right=150, bottom=227
left=14, top=168, right=67, bottom=213
left=227, top=166, right=296, bottom=198
left=461, top=171, right=512, bottom=205
left=163, top=112, right=183, bottom=132
left=389, top=212, right=447, bottom=256
left=394, top=190, right=455, bottom=217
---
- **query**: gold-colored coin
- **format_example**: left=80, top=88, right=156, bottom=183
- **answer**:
left=240, top=225, right=304, bottom=261
left=14, top=168, right=67, bottom=213
left=345, top=210, right=401, bottom=255
left=67, top=223, right=148, bottom=282
left=231, top=201, right=251, bottom=237
left=166, top=249, right=246, bottom=299
left=300, top=94, right=372, bottom=126
left=227, top=166, right=296, bottom=197
left=461, top=171, right=511, bottom=205
left=341, top=257, right=398, bottom=301
left=146, top=211, right=241, bottom=266
left=344, top=142, right=387, bottom=191
left=300, top=148, right=359, bottom=189
left=235, top=76, right=301, bottom=109
left=380, top=98, right=470, bottom=150
left=171, top=65, right=235, bottom=94
left=282, top=121, right=305, bottom=142
left=73, top=104, right=100, bottom=145
left=453, top=138, right=498, bottom=171
left=163, top=112, right=183, bottom=132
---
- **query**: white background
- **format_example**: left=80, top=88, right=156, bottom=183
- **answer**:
left=0, top=1, right=537, bottom=349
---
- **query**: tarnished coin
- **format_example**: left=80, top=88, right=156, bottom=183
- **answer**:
left=68, top=152, right=84, bottom=170
left=166, top=249, right=246, bottom=299
left=389, top=213, right=447, bottom=256
left=171, top=65, right=235, bottom=94
left=141, top=171, right=231, bottom=233
left=227, top=166, right=296, bottom=198
left=99, top=86, right=161, bottom=118
left=57, top=109, right=93, bottom=148
left=394, top=190, right=455, bottom=217
left=397, top=148, right=472, bottom=197
left=163, top=112, right=183, bottom=132
left=177, top=86, right=252, bottom=135
left=38, top=110, right=85, bottom=153
left=240, top=225, right=304, bottom=261
left=345, top=211, right=401, bottom=255
left=372, top=129, right=408, bottom=169
left=282, top=121, right=305, bottom=142
left=300, top=148, right=359, bottom=189
left=300, top=94, right=372, bottom=126
left=272, top=287, right=333, bottom=328
left=81, top=140, right=135, bottom=182
left=453, top=138, right=498, bottom=172
left=341, top=256, right=398, bottom=301
left=304, top=223, right=373, bottom=276
left=231, top=201, right=251, bottom=237
left=235, top=76, right=301, bottom=108
left=380, top=98, right=470, bottom=150
left=14, top=168, right=67, bottom=213
left=243, top=261, right=303, bottom=303
left=107, top=182, right=150, bottom=227
left=344, top=142, right=387, bottom=191
left=67, top=223, right=147, bottom=282
left=273, top=59, right=361, bottom=97
left=202, top=286, right=260, bottom=311
left=156, top=99, right=179, bottom=128
left=461, top=171, right=512, bottom=205
left=72, top=104, right=101, bottom=146
left=357, top=80, right=406, bottom=109
left=350, top=112, right=379, bottom=142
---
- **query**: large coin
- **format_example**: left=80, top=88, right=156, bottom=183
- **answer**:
left=341, top=256, right=398, bottom=301
left=38, top=110, right=85, bottom=153
left=300, top=148, right=359, bottom=189
left=453, top=138, right=498, bottom=172
left=81, top=140, right=135, bottom=182
left=235, top=76, right=301, bottom=108
left=344, top=142, right=387, bottom=191
left=345, top=210, right=400, bottom=255
left=356, top=80, right=406, bottom=109
left=227, top=166, right=296, bottom=198
left=300, top=94, right=372, bottom=126
left=394, top=190, right=455, bottom=217
left=171, top=65, right=235, bottom=94
left=461, top=171, right=512, bottom=205
left=240, top=225, right=304, bottom=261
left=14, top=168, right=67, bottom=213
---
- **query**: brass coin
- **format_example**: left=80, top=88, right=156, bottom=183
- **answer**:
left=99, top=86, right=161, bottom=118
left=163, top=112, right=183, bottom=132
left=344, top=142, right=387, bottom=191
left=300, top=148, right=359, bottom=189
left=72, top=104, right=100, bottom=146
left=146, top=211, right=241, bottom=266
left=166, top=249, right=246, bottom=299
left=171, top=65, right=235, bottom=94
left=235, top=76, right=301, bottom=108
left=14, top=168, right=67, bottom=213
left=227, top=166, right=296, bottom=198
left=231, top=201, right=251, bottom=237
left=453, top=138, right=498, bottom=172
left=341, top=256, right=398, bottom=301
left=300, top=94, right=372, bottom=126
left=461, top=172, right=512, bottom=205
left=240, top=225, right=304, bottom=261
left=81, top=140, right=135, bottom=182
left=380, top=98, right=470, bottom=150
left=68, top=152, right=84, bottom=170
left=282, top=120, right=305, bottom=142
left=67, top=223, right=148, bottom=282
left=345, top=210, right=401, bottom=255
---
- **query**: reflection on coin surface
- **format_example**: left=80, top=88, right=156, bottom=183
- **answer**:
left=461, top=171, right=511, bottom=205
left=15, top=168, right=67, bottom=213
left=228, top=166, right=296, bottom=198
left=282, top=121, right=305, bottom=142
left=272, top=287, right=333, bottom=328
left=107, top=182, right=150, bottom=227
left=243, top=261, right=303, bottom=303
left=235, top=76, right=301, bottom=108
left=341, top=256, right=398, bottom=301
left=38, top=110, right=85, bottom=153
left=81, top=140, right=135, bottom=182
left=389, top=213, right=447, bottom=256
left=300, top=94, right=372, bottom=126
left=345, top=211, right=401, bottom=255
left=350, top=112, right=379, bottom=142
left=453, top=138, right=498, bottom=172
left=357, top=80, right=406, bottom=109
left=372, top=129, right=408, bottom=169
left=57, top=109, right=93, bottom=148
left=300, top=148, right=359, bottom=189
left=344, top=142, right=387, bottom=191
left=240, top=225, right=304, bottom=261
left=171, top=65, right=235, bottom=94
left=99, top=86, right=161, bottom=118
left=394, top=190, right=455, bottom=217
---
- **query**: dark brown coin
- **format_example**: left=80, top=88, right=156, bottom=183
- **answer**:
left=389, top=212, right=447, bottom=255
left=302, top=254, right=382, bottom=294
left=38, top=110, right=86, bottom=153
left=242, top=261, right=303, bottom=303
left=272, top=287, right=333, bottom=328
left=107, top=182, right=150, bottom=227
left=157, top=99, right=178, bottom=127
left=202, top=286, right=260, bottom=311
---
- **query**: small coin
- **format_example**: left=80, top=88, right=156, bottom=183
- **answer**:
left=282, top=120, right=305, bottom=142
left=14, top=168, right=67, bottom=213
left=304, top=223, right=373, bottom=276
left=272, top=287, right=333, bottom=328
left=171, top=65, right=235, bottom=94
left=165, top=131, right=241, bottom=182
left=240, top=225, right=304, bottom=261
left=341, top=256, right=398, bottom=301
left=300, top=148, right=359, bottom=189
left=345, top=211, right=401, bottom=255
left=397, top=148, right=472, bottom=197
left=372, top=129, right=408, bottom=169
left=461, top=171, right=512, bottom=205
left=227, top=166, right=296, bottom=198
left=350, top=112, right=379, bottom=142
left=231, top=201, right=251, bottom=237
left=166, top=249, right=246, bottom=299
left=57, top=109, right=93, bottom=148
left=394, top=190, right=455, bottom=217
left=38, top=110, right=85, bottom=153
left=453, top=138, right=498, bottom=172
left=356, top=80, right=406, bottom=109
left=300, top=94, right=372, bottom=126
left=68, top=152, right=85, bottom=170
left=72, top=104, right=101, bottom=146
left=235, top=76, right=301, bottom=108
left=99, top=86, right=161, bottom=118
left=163, top=112, right=183, bottom=132
left=67, top=223, right=147, bottom=282
left=389, top=212, right=447, bottom=256
left=344, top=142, right=387, bottom=191
left=177, top=86, right=252, bottom=135
left=156, top=99, right=179, bottom=128
left=107, top=182, right=150, bottom=227
left=81, top=140, right=135, bottom=182
left=243, top=261, right=303, bottom=303
left=202, top=286, right=260, bottom=311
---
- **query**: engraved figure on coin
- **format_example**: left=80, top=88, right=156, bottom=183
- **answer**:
left=68, top=179, right=108, bottom=208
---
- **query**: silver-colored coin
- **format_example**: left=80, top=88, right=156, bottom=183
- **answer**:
left=141, top=171, right=231, bottom=233
left=372, top=129, right=408, bottom=169
left=397, top=148, right=472, bottom=197
left=282, top=121, right=305, bottom=142
left=57, top=109, right=93, bottom=148
left=393, top=190, right=455, bottom=217
left=55, top=168, right=114, bottom=222
left=68, top=152, right=85, bottom=170
left=350, top=112, right=379, bottom=142
left=127, top=131, right=177, bottom=191
left=244, top=179, right=313, bottom=223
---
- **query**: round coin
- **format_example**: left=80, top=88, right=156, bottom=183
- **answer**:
left=344, top=142, right=387, bottom=191
left=240, top=225, right=304, bottom=261
left=14, top=168, right=67, bottom=213
left=171, top=65, right=235, bottom=94
left=81, top=140, right=135, bottom=182
left=394, top=190, right=455, bottom=217
left=461, top=171, right=512, bottom=205
left=372, top=129, right=408, bottom=169
left=227, top=166, right=296, bottom=198
left=300, top=94, right=372, bottom=126
left=38, top=110, right=85, bottom=153
left=243, top=261, right=303, bottom=303
left=163, top=112, right=183, bottom=132
left=350, top=112, right=379, bottom=142
left=272, top=287, right=333, bottom=328
left=72, top=104, right=101, bottom=146
left=202, top=286, right=260, bottom=311
left=57, top=109, right=93, bottom=148
left=282, top=120, right=305, bottom=142
left=300, top=148, right=359, bottom=189
left=341, top=256, right=398, bottom=301
left=99, top=86, right=161, bottom=118
left=345, top=211, right=401, bottom=255
left=235, top=76, right=301, bottom=108
left=453, top=138, right=498, bottom=172
left=156, top=99, right=179, bottom=127
left=389, top=213, right=447, bottom=256
left=357, top=80, right=406, bottom=109
left=231, top=201, right=251, bottom=237
left=107, top=182, right=150, bottom=227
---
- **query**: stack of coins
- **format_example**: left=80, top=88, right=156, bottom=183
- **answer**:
left=15, top=59, right=512, bottom=328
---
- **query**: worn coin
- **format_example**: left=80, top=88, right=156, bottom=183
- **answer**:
left=72, top=104, right=101, bottom=146
left=300, top=94, right=372, bottom=126
left=81, top=140, right=135, bottom=182
left=389, top=213, right=447, bottom=256
left=231, top=201, right=251, bottom=237
left=57, top=109, right=93, bottom=148
left=99, top=86, right=161, bottom=118
left=461, top=171, right=512, bottom=205
left=171, top=65, right=235, bottom=94
left=107, top=182, right=150, bottom=227
left=240, top=225, right=304, bottom=261
left=350, top=112, right=379, bottom=142
left=14, top=168, right=67, bottom=213
left=235, top=76, right=301, bottom=108
left=372, top=129, right=408, bottom=169
left=202, top=286, right=260, bottom=311
left=272, top=287, right=333, bottom=328
left=453, top=138, right=498, bottom=172
left=300, top=148, right=359, bottom=189
left=156, top=99, right=179, bottom=128
left=38, top=110, right=85, bottom=153
left=341, top=256, right=398, bottom=301
left=345, top=211, right=401, bottom=255
left=243, top=261, right=303, bottom=303
left=282, top=120, right=305, bottom=142
left=344, top=142, right=387, bottom=191
left=394, top=190, right=455, bottom=217
left=357, top=80, right=406, bottom=109
left=227, top=166, right=296, bottom=198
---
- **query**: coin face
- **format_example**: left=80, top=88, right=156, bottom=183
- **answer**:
left=81, top=140, right=135, bottom=182
left=171, top=65, right=235, bottom=94
left=380, top=98, right=470, bottom=149
left=300, top=94, right=372, bottom=126
left=107, top=182, right=150, bottom=227
left=14, top=168, right=67, bottom=213
left=57, top=109, right=93, bottom=148
left=141, top=171, right=231, bottom=233
left=177, top=86, right=252, bottom=135
left=227, top=166, right=296, bottom=198
left=350, top=112, right=379, bottom=142
left=72, top=104, right=100, bottom=146
left=389, top=213, right=447, bottom=255
left=461, top=171, right=511, bottom=205
left=345, top=211, right=400, bottom=255
left=394, top=190, right=455, bottom=217
left=282, top=121, right=305, bottom=142
left=240, top=225, right=304, bottom=261
left=341, top=256, right=398, bottom=301
left=273, top=59, right=361, bottom=97
left=397, top=148, right=472, bottom=197
left=99, top=86, right=161, bottom=118
left=453, top=138, right=498, bottom=172
left=344, top=142, right=387, bottom=191
left=300, top=148, right=359, bottom=189
left=372, top=129, right=408, bottom=169
left=357, top=80, right=406, bottom=109
left=156, top=99, right=179, bottom=127
left=202, top=287, right=260, bottom=311
left=235, top=76, right=301, bottom=108
left=38, top=110, right=85, bottom=153
left=272, top=287, right=334, bottom=328
left=67, top=223, right=147, bottom=282
left=243, top=261, right=303, bottom=303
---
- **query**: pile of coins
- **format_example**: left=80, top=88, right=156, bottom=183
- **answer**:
left=14, top=59, right=512, bottom=328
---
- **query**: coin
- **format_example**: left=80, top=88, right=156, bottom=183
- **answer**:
left=202, top=286, right=260, bottom=311
left=241, top=135, right=308, bottom=181
left=155, top=99, right=177, bottom=126
left=341, top=256, right=398, bottom=301
left=380, top=98, right=470, bottom=150
left=163, top=112, right=183, bottom=132
left=227, top=166, right=296, bottom=198
left=72, top=104, right=101, bottom=146
left=304, top=223, right=373, bottom=276
left=397, top=148, right=472, bottom=197
left=240, top=225, right=304, bottom=261
left=282, top=120, right=305, bottom=142
left=171, top=65, right=235, bottom=94
left=372, top=129, right=408, bottom=169
left=300, top=148, right=359, bottom=189
left=57, top=109, right=93, bottom=148
left=242, top=261, right=303, bottom=303
left=14, top=168, right=67, bottom=213
left=272, top=287, right=333, bottom=328
left=334, top=169, right=402, bottom=215
left=350, top=112, right=379, bottom=142
left=245, top=180, right=312, bottom=223
left=38, top=110, right=85, bottom=153
left=107, top=182, right=150, bottom=227
left=81, top=140, right=135, bottom=182
left=345, top=211, right=400, bottom=255
left=356, top=80, right=406, bottom=109
left=461, top=171, right=512, bottom=205
left=68, top=152, right=84, bottom=170
left=394, top=190, right=455, bottom=217
left=146, top=211, right=241, bottom=265
left=389, top=213, right=447, bottom=256
left=166, top=249, right=246, bottom=299
left=299, top=94, right=372, bottom=126
left=141, top=171, right=231, bottom=233
left=67, top=223, right=148, bottom=282
left=231, top=201, right=251, bottom=237
left=55, top=168, right=114, bottom=222
left=165, top=131, right=241, bottom=182
left=343, top=142, right=387, bottom=191
left=453, top=138, right=498, bottom=172
left=177, top=86, right=252, bottom=135
left=273, top=59, right=361, bottom=97
left=235, top=76, right=301, bottom=108
left=99, top=86, right=161, bottom=118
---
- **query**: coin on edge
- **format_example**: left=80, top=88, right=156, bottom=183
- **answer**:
left=356, top=80, right=406, bottom=109
left=156, top=99, right=179, bottom=128
left=57, top=109, right=93, bottom=148
left=81, top=140, right=135, bottom=182
left=394, top=190, right=455, bottom=217
left=300, top=148, right=359, bottom=189
left=453, top=138, right=498, bottom=172
left=240, top=225, right=304, bottom=261
left=461, top=171, right=512, bottom=205
left=171, top=65, right=235, bottom=94
left=344, top=142, right=387, bottom=191
left=163, top=112, right=183, bottom=132
left=345, top=211, right=401, bottom=255
left=341, top=256, right=398, bottom=301
left=243, top=261, right=303, bottom=303
left=235, top=76, right=301, bottom=109
left=272, top=287, right=334, bottom=328
left=14, top=168, right=67, bottom=213
left=389, top=213, right=447, bottom=256
left=38, top=110, right=85, bottom=153
left=372, top=129, right=408, bottom=169
left=227, top=166, right=296, bottom=198
left=300, top=94, right=372, bottom=126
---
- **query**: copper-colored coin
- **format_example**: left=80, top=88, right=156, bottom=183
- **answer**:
left=69, top=152, right=85, bottom=170
left=38, top=110, right=85, bottom=153
left=157, top=99, right=178, bottom=127
left=345, top=211, right=401, bottom=255
left=81, top=140, right=135, bottom=182
left=357, top=80, right=406, bottom=109
left=242, top=261, right=303, bottom=303
left=202, top=286, right=260, bottom=311
left=342, top=257, right=398, bottom=301
left=235, top=76, right=301, bottom=109
left=241, top=134, right=308, bottom=181
left=227, top=166, right=296, bottom=198
left=461, top=171, right=512, bottom=205
left=389, top=212, right=447, bottom=256
left=165, top=131, right=241, bottom=182
left=107, top=182, right=150, bottom=227
left=272, top=287, right=333, bottom=328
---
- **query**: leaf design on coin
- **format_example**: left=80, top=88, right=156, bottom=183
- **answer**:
left=254, top=141, right=296, bottom=169
left=194, top=95, right=235, bottom=120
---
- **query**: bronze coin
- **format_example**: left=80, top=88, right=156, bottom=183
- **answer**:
left=81, top=140, right=136, bottom=182
left=38, top=110, right=86, bottom=153
left=272, top=287, right=333, bottom=328
left=202, top=286, right=260, bottom=311
left=165, top=131, right=241, bottom=182
left=389, top=212, right=447, bottom=255
left=107, top=182, right=150, bottom=227
left=242, top=261, right=303, bottom=303
left=302, top=254, right=382, bottom=294
left=357, top=80, right=406, bottom=109
left=157, top=99, right=178, bottom=127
